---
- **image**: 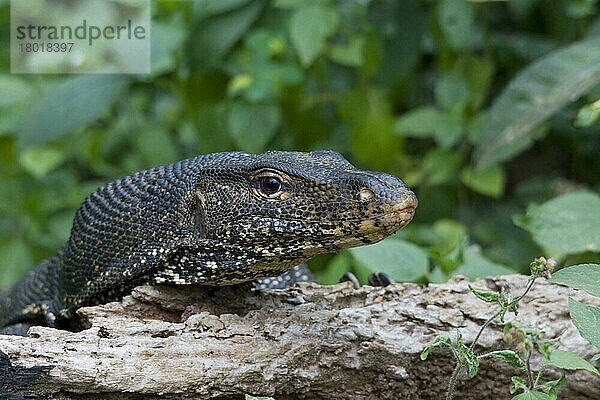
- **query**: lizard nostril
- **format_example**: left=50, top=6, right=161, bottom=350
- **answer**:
left=359, top=188, right=375, bottom=202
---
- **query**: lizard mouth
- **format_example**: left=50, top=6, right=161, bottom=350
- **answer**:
left=357, top=205, right=415, bottom=239
left=230, top=192, right=417, bottom=253
left=382, top=206, right=416, bottom=228
left=353, top=192, right=418, bottom=242
left=322, top=196, right=417, bottom=252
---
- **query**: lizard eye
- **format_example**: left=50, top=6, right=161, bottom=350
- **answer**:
left=260, top=177, right=282, bottom=195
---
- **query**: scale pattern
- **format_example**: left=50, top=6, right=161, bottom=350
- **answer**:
left=0, top=151, right=417, bottom=331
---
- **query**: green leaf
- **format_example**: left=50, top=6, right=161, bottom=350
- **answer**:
left=0, top=177, right=25, bottom=215
left=435, top=73, right=470, bottom=113
left=452, top=331, right=479, bottom=377
left=548, top=349, right=600, bottom=376
left=515, top=192, right=600, bottom=256
left=349, top=239, right=429, bottom=282
left=317, top=252, right=353, bottom=285
left=431, top=236, right=467, bottom=275
left=574, top=99, right=600, bottom=127
left=195, top=0, right=253, bottom=17
left=476, top=37, right=600, bottom=168
left=151, top=20, right=186, bottom=75
left=550, top=263, right=600, bottom=297
left=0, top=76, right=34, bottom=108
left=497, top=288, right=513, bottom=322
left=437, top=0, right=475, bottom=52
left=539, top=376, right=567, bottom=398
left=434, top=220, right=468, bottom=249
left=19, top=147, right=66, bottom=179
left=460, top=164, right=506, bottom=198
left=431, top=112, right=464, bottom=149
left=459, top=55, right=495, bottom=111
left=468, top=284, right=500, bottom=303
left=18, top=75, right=129, bottom=146
left=461, top=346, right=479, bottom=379
left=421, top=148, right=464, bottom=186
left=0, top=239, right=33, bottom=287
left=395, top=106, right=466, bottom=149
left=135, top=128, right=179, bottom=167
left=479, top=350, right=527, bottom=372
left=245, top=395, right=275, bottom=400
left=49, top=210, right=76, bottom=244
left=536, top=339, right=557, bottom=362
left=420, top=335, right=453, bottom=360
left=289, top=5, right=340, bottom=66
left=190, top=0, right=265, bottom=69
left=566, top=0, right=597, bottom=18
left=371, top=0, right=425, bottom=85
left=394, top=106, right=445, bottom=138
left=454, top=246, right=514, bottom=280
left=227, top=102, right=281, bottom=153
left=568, top=297, right=600, bottom=349
left=329, top=35, right=365, bottom=67
left=344, top=89, right=398, bottom=170
left=273, top=0, right=326, bottom=9
left=510, top=376, right=527, bottom=394
left=491, top=33, right=559, bottom=62
left=512, top=391, right=554, bottom=400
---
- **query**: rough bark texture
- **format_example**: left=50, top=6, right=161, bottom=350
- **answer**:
left=1, top=275, right=599, bottom=400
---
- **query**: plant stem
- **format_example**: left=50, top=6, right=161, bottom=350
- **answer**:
left=468, top=279, right=535, bottom=352
left=445, top=365, right=461, bottom=400
left=445, top=277, right=538, bottom=399
left=526, top=350, right=533, bottom=389
left=533, top=364, right=547, bottom=388
left=513, top=278, right=537, bottom=306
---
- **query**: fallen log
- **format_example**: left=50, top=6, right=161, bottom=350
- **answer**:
left=1, top=274, right=599, bottom=399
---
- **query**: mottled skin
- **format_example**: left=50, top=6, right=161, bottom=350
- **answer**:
left=0, top=151, right=417, bottom=331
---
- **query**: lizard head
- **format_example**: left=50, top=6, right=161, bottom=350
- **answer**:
left=192, top=150, right=417, bottom=276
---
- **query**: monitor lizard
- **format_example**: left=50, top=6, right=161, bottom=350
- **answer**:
left=0, top=150, right=417, bottom=333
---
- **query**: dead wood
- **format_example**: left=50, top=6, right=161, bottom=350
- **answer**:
left=1, top=274, right=599, bottom=399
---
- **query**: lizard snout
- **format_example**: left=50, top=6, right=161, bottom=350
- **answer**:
left=354, top=172, right=418, bottom=237
left=356, top=172, right=418, bottom=210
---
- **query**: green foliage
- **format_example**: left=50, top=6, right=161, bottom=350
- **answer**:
left=422, top=258, right=599, bottom=400
left=0, top=3, right=599, bottom=397
left=289, top=4, right=340, bottom=66
left=453, top=246, right=514, bottom=280
left=475, top=36, right=600, bottom=169
left=567, top=297, right=600, bottom=349
left=420, top=335, right=452, bottom=361
left=511, top=390, right=555, bottom=400
left=546, top=262, right=600, bottom=398
left=550, top=263, right=600, bottom=297
left=515, top=192, right=600, bottom=257
left=245, top=395, right=275, bottom=400
left=349, top=239, right=429, bottom=282
left=574, top=99, right=600, bottom=127
left=0, top=1, right=599, bottom=293
left=227, top=102, right=281, bottom=152
left=479, top=350, right=527, bottom=372
left=19, top=75, right=130, bottom=146
left=548, top=349, right=600, bottom=377
left=468, top=284, right=502, bottom=303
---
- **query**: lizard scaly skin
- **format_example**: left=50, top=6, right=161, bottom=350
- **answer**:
left=0, top=151, right=417, bottom=332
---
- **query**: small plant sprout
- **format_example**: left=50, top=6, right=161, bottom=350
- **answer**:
left=420, top=257, right=599, bottom=399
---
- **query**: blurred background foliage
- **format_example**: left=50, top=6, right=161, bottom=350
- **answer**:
left=0, top=0, right=599, bottom=288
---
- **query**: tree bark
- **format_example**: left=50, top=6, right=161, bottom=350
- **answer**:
left=1, top=275, right=599, bottom=400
